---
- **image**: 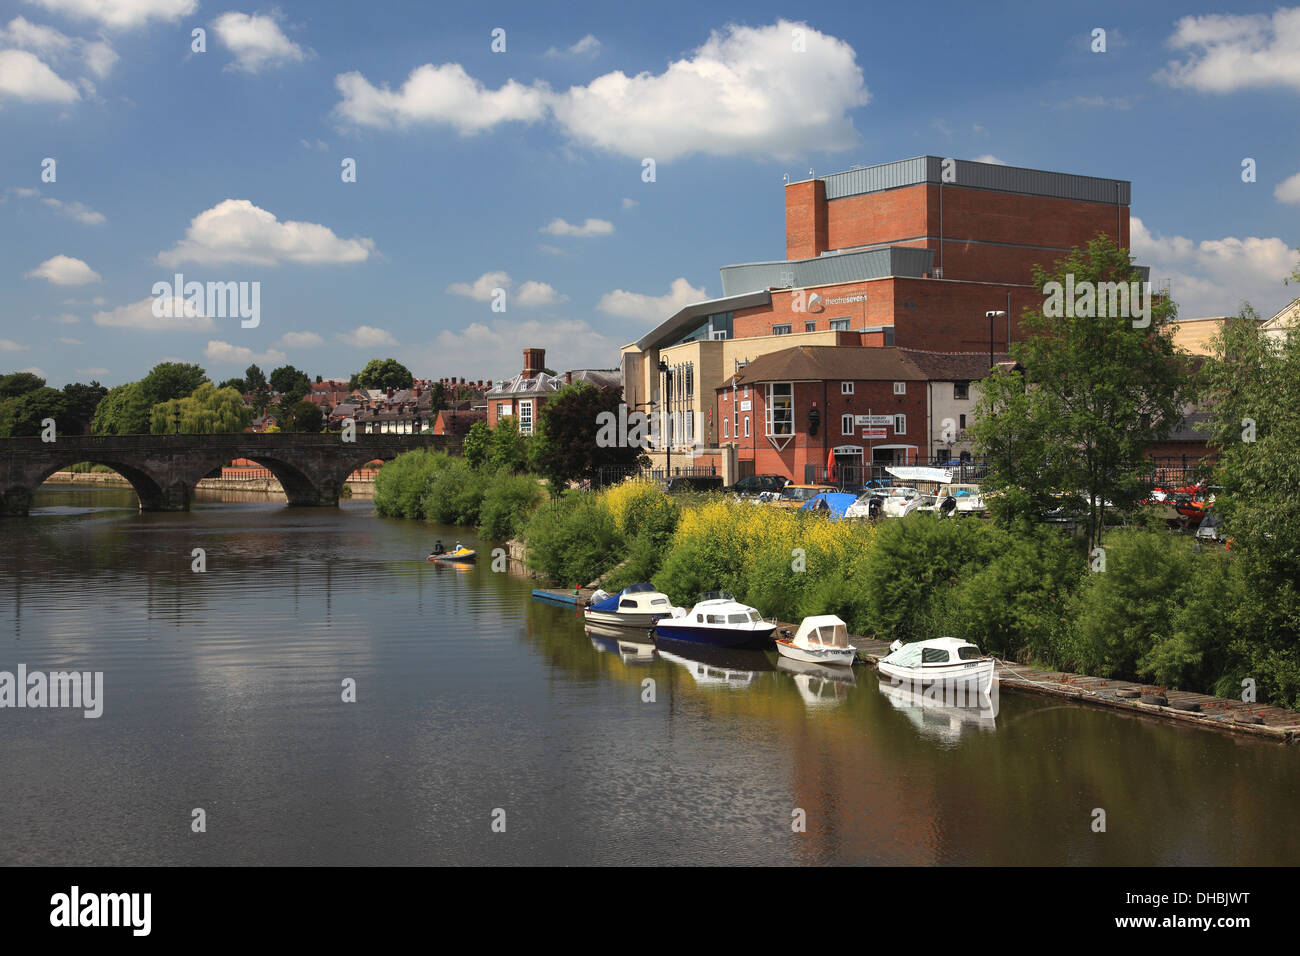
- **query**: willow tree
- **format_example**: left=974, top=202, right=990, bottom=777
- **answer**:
left=149, top=383, right=252, bottom=434
left=973, top=234, right=1193, bottom=548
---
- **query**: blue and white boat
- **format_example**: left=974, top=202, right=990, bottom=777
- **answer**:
left=654, top=591, right=776, bottom=648
left=583, top=582, right=678, bottom=628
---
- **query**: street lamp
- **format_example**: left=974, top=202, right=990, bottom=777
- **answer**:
left=985, top=311, right=1006, bottom=371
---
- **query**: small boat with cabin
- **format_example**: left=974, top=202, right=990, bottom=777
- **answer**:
left=774, top=615, right=857, bottom=667
left=583, top=582, right=678, bottom=628
left=654, top=591, right=776, bottom=647
left=877, top=636, right=995, bottom=694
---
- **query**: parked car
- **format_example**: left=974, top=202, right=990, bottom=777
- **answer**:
left=665, top=475, right=724, bottom=493
left=727, top=474, right=789, bottom=496
left=770, top=483, right=838, bottom=509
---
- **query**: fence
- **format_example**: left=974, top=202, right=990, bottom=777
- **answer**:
left=591, top=463, right=718, bottom=489
left=804, top=459, right=992, bottom=488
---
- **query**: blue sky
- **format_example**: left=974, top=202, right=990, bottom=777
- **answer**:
left=3, top=0, right=1299, bottom=387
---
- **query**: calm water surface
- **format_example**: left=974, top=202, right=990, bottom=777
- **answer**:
left=1, top=485, right=1295, bottom=866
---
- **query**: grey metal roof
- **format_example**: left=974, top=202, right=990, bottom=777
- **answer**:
left=811, top=156, right=1130, bottom=205
left=631, top=289, right=772, bottom=351
left=720, top=246, right=933, bottom=296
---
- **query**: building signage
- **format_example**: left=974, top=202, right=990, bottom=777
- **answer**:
left=855, top=415, right=892, bottom=426
left=861, top=428, right=888, bottom=439
left=739, top=400, right=752, bottom=411
left=831, top=445, right=862, bottom=456
left=827, top=294, right=867, bottom=305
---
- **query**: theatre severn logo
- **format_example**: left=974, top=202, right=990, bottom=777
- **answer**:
left=151, top=273, right=260, bottom=328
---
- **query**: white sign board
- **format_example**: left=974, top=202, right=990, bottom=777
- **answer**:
left=739, top=400, right=752, bottom=411
left=855, top=414, right=892, bottom=426
left=862, top=428, right=888, bottom=439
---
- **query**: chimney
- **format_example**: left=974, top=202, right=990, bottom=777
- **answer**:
left=386, top=387, right=393, bottom=399
left=565, top=370, right=572, bottom=385
left=523, top=347, right=545, bottom=378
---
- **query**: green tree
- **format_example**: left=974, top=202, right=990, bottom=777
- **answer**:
left=0, top=387, right=68, bottom=437
left=91, top=382, right=151, bottom=434
left=1202, top=308, right=1300, bottom=705
left=429, top=381, right=448, bottom=415
left=138, top=362, right=207, bottom=406
left=149, top=383, right=252, bottom=434
left=61, top=381, right=108, bottom=435
left=269, top=364, right=312, bottom=405
left=0, top=371, right=46, bottom=399
left=357, top=358, right=413, bottom=392
left=463, top=420, right=490, bottom=469
left=285, top=400, right=323, bottom=433
left=217, top=377, right=245, bottom=392
left=530, top=383, right=642, bottom=485
left=486, top=415, right=530, bottom=473
left=973, top=234, right=1193, bottom=548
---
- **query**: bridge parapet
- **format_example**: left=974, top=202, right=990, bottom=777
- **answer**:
left=0, top=432, right=458, bottom=515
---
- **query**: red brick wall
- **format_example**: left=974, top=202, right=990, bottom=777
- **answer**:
left=823, top=184, right=931, bottom=252
left=785, top=179, right=828, bottom=260
left=717, top=378, right=926, bottom=482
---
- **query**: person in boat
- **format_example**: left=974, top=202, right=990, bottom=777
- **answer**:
left=431, top=539, right=444, bottom=557
left=453, top=541, right=463, bottom=554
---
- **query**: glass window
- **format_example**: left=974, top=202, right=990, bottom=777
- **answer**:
left=921, top=647, right=950, bottom=663
left=723, top=417, right=730, bottom=439
left=957, top=646, right=983, bottom=660
left=518, top=400, right=533, bottom=435
left=619, top=599, right=639, bottom=609
left=744, top=416, right=750, bottom=437
left=830, top=318, right=850, bottom=331
left=728, top=613, right=748, bottom=624
left=804, top=320, right=816, bottom=332
left=894, top=414, right=906, bottom=435
left=841, top=414, right=854, bottom=436
left=500, top=403, right=512, bottom=418
left=893, top=382, right=906, bottom=395
left=959, top=414, right=967, bottom=430
left=954, top=381, right=970, bottom=400
left=772, top=324, right=792, bottom=335
left=841, top=381, right=854, bottom=395
left=766, top=383, right=793, bottom=436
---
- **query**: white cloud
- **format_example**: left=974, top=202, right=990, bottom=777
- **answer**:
left=413, top=318, right=618, bottom=380
left=57, top=335, right=82, bottom=344
left=16, top=366, right=45, bottom=377
left=156, top=199, right=375, bottom=267
left=0, top=338, right=27, bottom=351
left=49, top=312, right=79, bottom=324
left=540, top=216, right=613, bottom=238
left=334, top=62, right=548, bottom=132
left=26, top=254, right=99, bottom=284
left=24, top=0, right=196, bottom=30
left=446, top=271, right=565, bottom=307
left=0, top=48, right=79, bottom=103
left=212, top=11, right=305, bottom=73
left=92, top=296, right=214, bottom=330
left=545, top=34, right=601, bottom=58
left=596, top=277, right=709, bottom=323
left=276, top=330, right=324, bottom=348
left=1158, top=8, right=1300, bottom=93
left=1274, top=171, right=1300, bottom=204
left=621, top=197, right=637, bottom=210
left=82, top=40, right=116, bottom=77
left=204, top=339, right=286, bottom=366
left=300, top=137, right=328, bottom=151
left=971, top=154, right=1007, bottom=165
left=515, top=281, right=566, bottom=307
left=446, top=270, right=511, bottom=302
left=550, top=20, right=869, bottom=161
left=537, top=244, right=568, bottom=257
left=336, top=325, right=397, bottom=348
left=0, top=17, right=119, bottom=80
left=42, top=196, right=105, bottom=224
left=1131, top=216, right=1300, bottom=318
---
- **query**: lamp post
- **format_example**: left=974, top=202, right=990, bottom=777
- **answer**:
left=173, top=405, right=181, bottom=435
left=658, top=358, right=671, bottom=478
left=985, top=311, right=1006, bottom=371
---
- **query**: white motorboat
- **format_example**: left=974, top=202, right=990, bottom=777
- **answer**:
left=774, top=615, right=857, bottom=667
left=654, top=591, right=776, bottom=647
left=877, top=636, right=996, bottom=695
left=584, top=582, right=679, bottom=628
left=935, top=483, right=986, bottom=516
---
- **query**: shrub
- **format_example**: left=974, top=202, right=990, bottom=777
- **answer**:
left=522, top=493, right=622, bottom=587
left=479, top=471, right=545, bottom=540
left=421, top=457, right=486, bottom=525
left=373, top=448, right=452, bottom=519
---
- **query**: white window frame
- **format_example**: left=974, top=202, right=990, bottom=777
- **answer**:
left=894, top=413, right=906, bottom=435
left=841, top=413, right=854, bottom=436
left=893, top=381, right=906, bottom=395
left=499, top=402, right=512, bottom=419
left=841, top=381, right=854, bottom=395
left=723, top=417, right=730, bottom=439
left=765, top=383, right=794, bottom=437
left=744, top=416, right=750, bottom=438
left=517, top=399, right=533, bottom=435
left=829, top=317, right=851, bottom=331
left=772, top=324, right=792, bottom=336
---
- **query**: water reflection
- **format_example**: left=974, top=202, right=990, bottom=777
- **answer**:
left=876, top=677, right=998, bottom=743
left=776, top=656, right=857, bottom=708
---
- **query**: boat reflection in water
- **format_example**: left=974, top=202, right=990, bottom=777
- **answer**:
left=655, top=642, right=772, bottom=689
left=776, top=656, right=857, bottom=707
left=876, top=673, right=999, bottom=743
left=585, top=622, right=657, bottom=664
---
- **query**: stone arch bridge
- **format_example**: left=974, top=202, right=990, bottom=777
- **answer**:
left=0, top=433, right=454, bottom=516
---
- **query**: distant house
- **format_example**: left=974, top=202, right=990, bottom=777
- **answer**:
left=1262, top=297, right=1299, bottom=346
left=432, top=407, right=486, bottom=438
left=485, top=347, right=622, bottom=435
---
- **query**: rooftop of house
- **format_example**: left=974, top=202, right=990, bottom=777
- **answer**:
left=723, top=345, right=927, bottom=387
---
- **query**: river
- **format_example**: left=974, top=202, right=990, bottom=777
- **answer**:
left=1, top=484, right=1294, bottom=866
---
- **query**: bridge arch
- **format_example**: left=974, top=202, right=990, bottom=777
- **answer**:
left=21, top=457, right=177, bottom=513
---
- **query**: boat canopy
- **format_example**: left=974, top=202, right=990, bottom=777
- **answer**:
left=793, top=615, right=850, bottom=648
left=886, top=465, right=953, bottom=485
left=798, top=492, right=857, bottom=519
left=698, top=590, right=736, bottom=603
left=882, top=636, right=983, bottom=666
left=623, top=582, right=657, bottom=594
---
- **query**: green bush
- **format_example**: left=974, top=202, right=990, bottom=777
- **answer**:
left=522, top=493, right=622, bottom=587
left=373, top=449, right=451, bottom=519
left=421, top=457, right=487, bottom=525
left=479, top=471, right=545, bottom=540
